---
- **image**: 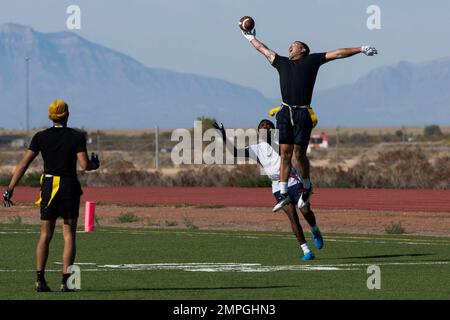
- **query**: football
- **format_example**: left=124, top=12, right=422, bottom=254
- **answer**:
left=239, top=16, right=255, bottom=32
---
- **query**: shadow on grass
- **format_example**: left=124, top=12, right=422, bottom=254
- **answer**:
left=83, top=284, right=299, bottom=293
left=338, top=253, right=433, bottom=260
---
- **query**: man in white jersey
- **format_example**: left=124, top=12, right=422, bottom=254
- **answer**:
left=213, top=119, right=323, bottom=260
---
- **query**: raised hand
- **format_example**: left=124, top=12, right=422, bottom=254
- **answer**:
left=90, top=152, right=100, bottom=169
left=241, top=29, right=256, bottom=42
left=3, top=188, right=14, bottom=207
left=361, top=46, right=378, bottom=56
left=213, top=121, right=226, bottom=139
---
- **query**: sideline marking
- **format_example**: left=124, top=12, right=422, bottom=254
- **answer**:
left=96, top=261, right=450, bottom=272
left=1, top=260, right=449, bottom=273
left=0, top=231, right=40, bottom=234
left=2, top=228, right=450, bottom=246
left=96, top=229, right=450, bottom=246
left=53, top=262, right=96, bottom=265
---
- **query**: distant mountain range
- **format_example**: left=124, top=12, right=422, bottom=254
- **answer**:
left=314, top=58, right=450, bottom=127
left=0, top=23, right=449, bottom=129
left=0, top=23, right=271, bottom=129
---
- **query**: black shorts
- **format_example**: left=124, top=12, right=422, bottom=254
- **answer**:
left=276, top=106, right=313, bottom=146
left=38, top=176, right=82, bottom=221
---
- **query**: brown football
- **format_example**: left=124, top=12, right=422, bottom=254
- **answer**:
left=239, top=16, right=255, bottom=32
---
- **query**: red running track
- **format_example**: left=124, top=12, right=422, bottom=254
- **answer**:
left=10, top=187, right=450, bottom=212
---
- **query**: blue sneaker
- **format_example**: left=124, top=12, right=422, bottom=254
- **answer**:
left=302, top=251, right=315, bottom=261
left=312, top=229, right=324, bottom=250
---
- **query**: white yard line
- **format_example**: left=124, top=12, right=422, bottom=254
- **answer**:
left=96, top=229, right=450, bottom=246
left=0, top=231, right=40, bottom=234
left=2, top=229, right=450, bottom=247
left=53, top=262, right=97, bottom=265
left=1, top=260, right=449, bottom=274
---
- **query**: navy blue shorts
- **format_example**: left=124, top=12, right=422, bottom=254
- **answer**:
left=273, top=184, right=302, bottom=204
left=276, top=106, right=313, bottom=146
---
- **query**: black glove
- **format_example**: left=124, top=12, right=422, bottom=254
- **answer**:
left=90, top=152, right=100, bottom=169
left=3, top=188, right=14, bottom=207
left=213, top=121, right=226, bottom=139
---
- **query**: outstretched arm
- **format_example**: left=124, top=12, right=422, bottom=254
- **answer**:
left=241, top=30, right=276, bottom=64
left=325, top=46, right=378, bottom=61
left=250, top=37, right=276, bottom=64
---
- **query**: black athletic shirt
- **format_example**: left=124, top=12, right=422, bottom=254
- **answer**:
left=29, top=127, right=87, bottom=177
left=272, top=53, right=328, bottom=106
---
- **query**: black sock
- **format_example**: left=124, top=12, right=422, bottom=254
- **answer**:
left=62, top=273, right=71, bottom=285
left=36, top=271, right=46, bottom=282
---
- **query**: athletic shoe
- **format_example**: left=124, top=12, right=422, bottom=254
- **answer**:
left=60, top=283, right=75, bottom=292
left=298, top=185, right=313, bottom=209
left=272, top=193, right=291, bottom=212
left=312, top=229, right=324, bottom=250
left=35, top=281, right=51, bottom=292
left=302, top=251, right=315, bottom=261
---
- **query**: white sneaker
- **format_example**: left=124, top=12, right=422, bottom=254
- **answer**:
left=273, top=193, right=291, bottom=212
left=298, top=185, right=313, bottom=209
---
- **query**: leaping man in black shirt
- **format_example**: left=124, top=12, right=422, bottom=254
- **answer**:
left=3, top=99, right=100, bottom=292
left=241, top=27, right=377, bottom=212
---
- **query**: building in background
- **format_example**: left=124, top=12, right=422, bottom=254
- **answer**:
left=307, top=132, right=328, bottom=153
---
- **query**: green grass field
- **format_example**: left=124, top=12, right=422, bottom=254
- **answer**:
left=1, top=223, right=450, bottom=300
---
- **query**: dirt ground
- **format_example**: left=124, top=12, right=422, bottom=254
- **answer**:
left=2, top=204, right=450, bottom=237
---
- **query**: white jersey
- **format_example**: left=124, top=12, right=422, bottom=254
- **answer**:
left=247, top=142, right=302, bottom=193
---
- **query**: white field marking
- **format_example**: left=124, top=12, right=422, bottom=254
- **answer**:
left=0, top=231, right=40, bottom=234
left=2, top=228, right=449, bottom=246
left=318, top=261, right=450, bottom=268
left=1, top=260, right=450, bottom=273
left=53, top=262, right=96, bottom=265
left=0, top=269, right=102, bottom=272
left=325, top=238, right=447, bottom=246
left=236, top=236, right=260, bottom=239
left=94, top=229, right=450, bottom=246
left=97, top=261, right=450, bottom=272
left=95, top=262, right=356, bottom=272
left=0, top=228, right=36, bottom=231
left=96, top=228, right=450, bottom=243
left=0, top=266, right=351, bottom=273
left=330, top=234, right=450, bottom=244
left=0, top=230, right=448, bottom=247
left=0, top=263, right=354, bottom=273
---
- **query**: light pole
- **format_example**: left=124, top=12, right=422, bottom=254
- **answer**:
left=25, top=57, right=30, bottom=144
left=335, top=126, right=340, bottom=167
left=155, top=126, right=160, bottom=171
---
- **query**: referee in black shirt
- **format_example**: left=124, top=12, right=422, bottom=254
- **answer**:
left=241, top=28, right=377, bottom=211
left=3, top=99, right=100, bottom=292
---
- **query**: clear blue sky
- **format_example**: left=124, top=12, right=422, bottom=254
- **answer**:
left=1, top=0, right=449, bottom=98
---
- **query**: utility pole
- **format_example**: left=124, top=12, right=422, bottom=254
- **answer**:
left=96, top=130, right=101, bottom=154
left=335, top=126, right=340, bottom=167
left=155, top=126, right=160, bottom=171
left=25, top=57, right=30, bottom=144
